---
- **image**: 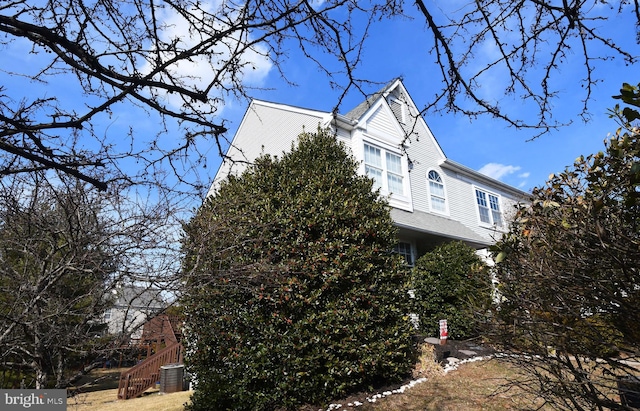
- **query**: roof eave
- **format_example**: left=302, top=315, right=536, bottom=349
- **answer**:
left=440, top=159, right=531, bottom=199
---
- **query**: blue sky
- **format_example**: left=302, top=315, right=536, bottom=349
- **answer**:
left=206, top=1, right=640, bottom=195
left=209, top=3, right=640, bottom=193
left=3, top=2, right=639, bottom=197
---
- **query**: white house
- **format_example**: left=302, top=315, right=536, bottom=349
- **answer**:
left=103, top=285, right=166, bottom=340
left=209, top=79, right=529, bottom=263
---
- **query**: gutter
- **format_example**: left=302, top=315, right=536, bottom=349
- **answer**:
left=440, top=159, right=531, bottom=199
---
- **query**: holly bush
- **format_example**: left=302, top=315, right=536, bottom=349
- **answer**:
left=410, top=241, right=492, bottom=339
left=181, top=128, right=415, bottom=411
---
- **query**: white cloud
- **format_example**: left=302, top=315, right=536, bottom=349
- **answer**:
left=478, top=163, right=521, bottom=180
left=141, top=2, right=273, bottom=113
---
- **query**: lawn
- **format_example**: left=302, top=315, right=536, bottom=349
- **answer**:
left=67, top=367, right=191, bottom=411
left=66, top=354, right=545, bottom=411
left=353, top=358, right=546, bottom=411
left=67, top=387, right=191, bottom=411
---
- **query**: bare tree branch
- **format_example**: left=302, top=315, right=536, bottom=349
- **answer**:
left=0, top=0, right=401, bottom=190
left=413, top=0, right=639, bottom=138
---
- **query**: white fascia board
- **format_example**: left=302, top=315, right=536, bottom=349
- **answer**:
left=252, top=99, right=333, bottom=123
left=440, top=158, right=531, bottom=199
left=355, top=98, right=407, bottom=147
left=391, top=81, right=447, bottom=159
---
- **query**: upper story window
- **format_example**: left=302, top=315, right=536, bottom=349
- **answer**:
left=475, top=188, right=503, bottom=227
left=427, top=170, right=447, bottom=213
left=364, top=143, right=404, bottom=196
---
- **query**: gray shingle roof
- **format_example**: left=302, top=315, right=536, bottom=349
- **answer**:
left=344, top=78, right=401, bottom=121
left=114, top=286, right=166, bottom=310
left=390, top=208, right=492, bottom=248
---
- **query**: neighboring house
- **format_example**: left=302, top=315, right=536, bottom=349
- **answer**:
left=103, top=285, right=166, bottom=340
left=209, top=79, right=529, bottom=263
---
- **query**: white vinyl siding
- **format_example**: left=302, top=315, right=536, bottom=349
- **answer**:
left=367, top=105, right=401, bottom=137
left=395, top=110, right=446, bottom=214
left=209, top=101, right=333, bottom=195
left=388, top=97, right=406, bottom=124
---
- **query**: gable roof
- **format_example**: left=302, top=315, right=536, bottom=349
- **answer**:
left=343, top=79, right=448, bottom=159
left=344, top=78, right=401, bottom=121
left=344, top=79, right=529, bottom=199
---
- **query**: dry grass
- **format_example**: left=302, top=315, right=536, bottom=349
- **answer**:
left=67, top=388, right=192, bottom=411
left=412, top=343, right=444, bottom=379
left=66, top=367, right=192, bottom=411
left=355, top=358, right=547, bottom=411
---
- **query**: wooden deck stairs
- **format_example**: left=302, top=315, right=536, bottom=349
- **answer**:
left=117, top=315, right=184, bottom=400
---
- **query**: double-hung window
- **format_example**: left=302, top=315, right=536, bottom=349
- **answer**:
left=364, top=143, right=404, bottom=196
left=475, top=189, right=503, bottom=227
left=394, top=242, right=414, bottom=266
left=427, top=170, right=447, bottom=213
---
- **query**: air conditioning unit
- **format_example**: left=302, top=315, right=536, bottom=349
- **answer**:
left=159, top=363, right=184, bottom=394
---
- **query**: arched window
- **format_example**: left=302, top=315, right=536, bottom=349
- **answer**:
left=428, top=170, right=447, bottom=213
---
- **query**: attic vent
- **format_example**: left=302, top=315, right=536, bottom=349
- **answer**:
left=388, top=98, right=405, bottom=124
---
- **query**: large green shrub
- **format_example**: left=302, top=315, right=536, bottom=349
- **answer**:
left=181, top=129, right=415, bottom=411
left=410, top=241, right=491, bottom=339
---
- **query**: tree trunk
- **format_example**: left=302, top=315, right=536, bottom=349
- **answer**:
left=33, top=360, right=47, bottom=389
left=55, top=352, right=65, bottom=388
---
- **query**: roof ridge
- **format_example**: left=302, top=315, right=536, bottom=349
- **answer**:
left=344, top=78, right=402, bottom=120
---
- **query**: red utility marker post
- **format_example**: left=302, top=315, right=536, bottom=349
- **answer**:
left=439, top=319, right=448, bottom=345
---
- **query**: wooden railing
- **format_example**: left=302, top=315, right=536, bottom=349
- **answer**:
left=117, top=341, right=184, bottom=400
left=141, top=314, right=181, bottom=345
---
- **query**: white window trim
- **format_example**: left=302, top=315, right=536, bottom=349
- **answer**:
left=362, top=137, right=412, bottom=210
left=426, top=168, right=449, bottom=215
left=473, top=186, right=504, bottom=228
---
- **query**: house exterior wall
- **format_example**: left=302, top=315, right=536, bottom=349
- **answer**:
left=103, top=286, right=166, bottom=340
left=208, top=80, right=529, bottom=256
left=440, top=162, right=525, bottom=244
left=372, top=83, right=526, bottom=246
left=209, top=101, right=332, bottom=195
left=364, top=105, right=402, bottom=139
left=403, top=127, right=447, bottom=214
left=441, top=168, right=475, bottom=234
left=105, top=307, right=153, bottom=339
